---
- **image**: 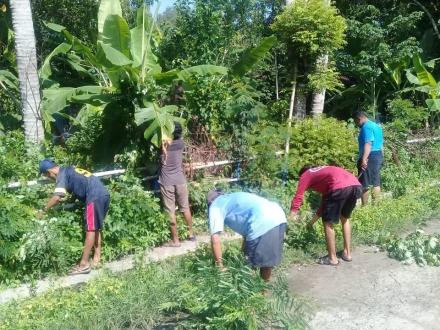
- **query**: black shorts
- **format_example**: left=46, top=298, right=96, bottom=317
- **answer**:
left=357, top=151, right=383, bottom=189
left=84, top=195, right=110, bottom=231
left=322, top=186, right=361, bottom=224
left=244, top=223, right=287, bottom=268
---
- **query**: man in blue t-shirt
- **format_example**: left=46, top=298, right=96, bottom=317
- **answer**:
left=354, top=111, right=384, bottom=205
left=207, top=189, right=287, bottom=281
left=38, top=159, right=110, bottom=275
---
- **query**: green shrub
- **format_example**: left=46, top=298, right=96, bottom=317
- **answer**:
left=245, top=117, right=357, bottom=185
left=0, top=131, right=40, bottom=182
left=0, top=174, right=170, bottom=284
left=105, top=175, right=169, bottom=259
left=386, top=98, right=428, bottom=134
left=0, top=193, right=34, bottom=284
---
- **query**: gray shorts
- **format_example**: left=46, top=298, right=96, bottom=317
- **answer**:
left=160, top=184, right=190, bottom=214
left=244, top=223, right=287, bottom=268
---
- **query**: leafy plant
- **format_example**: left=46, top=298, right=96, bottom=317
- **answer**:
left=245, top=117, right=357, bottom=185
left=386, top=230, right=440, bottom=266
left=39, top=0, right=227, bottom=161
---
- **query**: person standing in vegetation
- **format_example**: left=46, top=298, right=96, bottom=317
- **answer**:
left=290, top=165, right=361, bottom=266
left=38, top=159, right=110, bottom=275
left=159, top=122, right=195, bottom=247
left=354, top=111, right=384, bottom=205
left=207, top=189, right=287, bottom=281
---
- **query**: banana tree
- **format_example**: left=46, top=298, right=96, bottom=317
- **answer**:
left=40, top=0, right=227, bottom=152
left=405, top=54, right=440, bottom=115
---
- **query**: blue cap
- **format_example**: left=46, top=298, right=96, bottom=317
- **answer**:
left=39, top=159, right=57, bottom=174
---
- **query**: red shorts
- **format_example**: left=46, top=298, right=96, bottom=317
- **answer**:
left=84, top=196, right=110, bottom=231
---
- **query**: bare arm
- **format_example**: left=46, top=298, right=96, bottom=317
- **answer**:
left=211, top=233, right=223, bottom=268
left=45, top=195, right=62, bottom=211
left=362, top=143, right=371, bottom=169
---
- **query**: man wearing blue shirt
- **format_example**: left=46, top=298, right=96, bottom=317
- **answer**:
left=354, top=112, right=384, bottom=205
left=39, top=159, right=110, bottom=275
left=207, top=190, right=287, bottom=281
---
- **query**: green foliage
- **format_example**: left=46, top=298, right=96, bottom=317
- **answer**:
left=0, top=193, right=34, bottom=284
left=40, top=1, right=224, bottom=158
left=381, top=139, right=440, bottom=197
left=386, top=230, right=440, bottom=266
left=0, top=245, right=310, bottom=330
left=0, top=130, right=40, bottom=181
left=272, top=0, right=346, bottom=57
left=351, top=187, right=440, bottom=245
left=168, top=245, right=310, bottom=329
left=0, top=173, right=170, bottom=284
left=246, top=117, right=357, bottom=184
left=307, top=60, right=344, bottom=93
left=105, top=175, right=169, bottom=258
left=330, top=2, right=423, bottom=117
left=386, top=98, right=428, bottom=134
left=158, top=0, right=283, bottom=68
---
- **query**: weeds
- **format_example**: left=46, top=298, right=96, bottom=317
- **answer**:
left=0, top=245, right=310, bottom=330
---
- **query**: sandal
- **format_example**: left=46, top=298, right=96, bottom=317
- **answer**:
left=164, top=241, right=181, bottom=248
left=341, top=253, right=352, bottom=262
left=68, top=264, right=91, bottom=275
left=337, top=251, right=353, bottom=262
left=317, top=256, right=339, bottom=266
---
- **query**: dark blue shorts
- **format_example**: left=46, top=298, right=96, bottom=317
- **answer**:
left=357, top=151, right=383, bottom=189
left=84, top=195, right=110, bottom=231
left=244, top=223, right=287, bottom=268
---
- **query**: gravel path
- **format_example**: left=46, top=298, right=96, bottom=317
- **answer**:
left=286, top=220, right=440, bottom=330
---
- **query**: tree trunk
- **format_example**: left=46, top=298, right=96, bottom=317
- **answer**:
left=294, top=83, right=307, bottom=120
left=311, top=54, right=328, bottom=117
left=284, top=59, right=298, bottom=155
left=311, top=0, right=331, bottom=118
left=10, top=0, right=43, bottom=143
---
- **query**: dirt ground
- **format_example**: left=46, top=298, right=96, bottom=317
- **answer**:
left=286, top=220, right=440, bottom=330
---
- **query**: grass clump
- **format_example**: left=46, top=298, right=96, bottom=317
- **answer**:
left=0, top=244, right=310, bottom=330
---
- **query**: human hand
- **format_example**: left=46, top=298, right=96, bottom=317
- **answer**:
left=361, top=158, right=368, bottom=170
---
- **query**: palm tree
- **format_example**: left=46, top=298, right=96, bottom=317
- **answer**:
left=9, top=0, right=44, bottom=143
left=310, top=0, right=331, bottom=118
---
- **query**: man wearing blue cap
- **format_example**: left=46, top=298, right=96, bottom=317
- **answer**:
left=207, top=189, right=287, bottom=281
left=39, top=159, right=110, bottom=275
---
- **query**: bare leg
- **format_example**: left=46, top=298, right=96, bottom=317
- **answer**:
left=361, top=189, right=369, bottom=206
left=372, top=186, right=381, bottom=202
left=92, top=231, right=102, bottom=265
left=169, top=213, right=180, bottom=244
left=324, top=222, right=338, bottom=264
left=340, top=217, right=352, bottom=260
left=79, top=231, right=95, bottom=267
left=183, top=209, right=194, bottom=237
left=260, top=267, right=272, bottom=281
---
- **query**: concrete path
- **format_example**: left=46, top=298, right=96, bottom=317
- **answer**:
left=286, top=220, right=440, bottom=330
left=0, top=233, right=239, bottom=305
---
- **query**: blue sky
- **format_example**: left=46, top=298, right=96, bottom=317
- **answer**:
left=151, top=0, right=176, bottom=14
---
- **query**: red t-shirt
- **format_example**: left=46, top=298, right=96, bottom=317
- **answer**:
left=290, top=166, right=361, bottom=214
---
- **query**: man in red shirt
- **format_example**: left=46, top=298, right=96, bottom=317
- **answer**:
left=290, top=165, right=362, bottom=265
